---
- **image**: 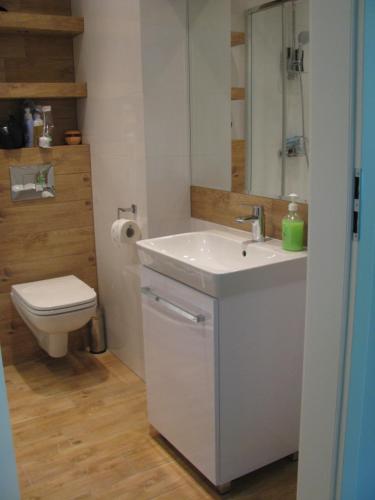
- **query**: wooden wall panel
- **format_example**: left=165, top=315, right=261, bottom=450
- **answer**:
left=0, top=143, right=91, bottom=177
left=0, top=1, right=71, bottom=16
left=232, top=139, right=246, bottom=193
left=0, top=2, right=77, bottom=146
left=0, top=145, right=98, bottom=366
left=0, top=99, right=78, bottom=145
left=0, top=12, right=84, bottom=36
left=0, top=33, right=75, bottom=83
left=231, top=87, right=245, bottom=101
left=0, top=82, right=86, bottom=98
left=191, top=185, right=308, bottom=242
left=231, top=32, right=246, bottom=47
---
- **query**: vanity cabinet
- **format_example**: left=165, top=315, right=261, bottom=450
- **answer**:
left=141, top=267, right=218, bottom=482
left=141, top=266, right=306, bottom=489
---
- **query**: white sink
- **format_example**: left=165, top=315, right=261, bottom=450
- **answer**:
left=137, top=229, right=307, bottom=297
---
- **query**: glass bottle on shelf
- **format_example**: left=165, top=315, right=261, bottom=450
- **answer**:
left=33, top=108, right=43, bottom=147
left=39, top=105, right=54, bottom=149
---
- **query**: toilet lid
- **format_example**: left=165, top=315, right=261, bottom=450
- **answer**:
left=12, top=275, right=97, bottom=312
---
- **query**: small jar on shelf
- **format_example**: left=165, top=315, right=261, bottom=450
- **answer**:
left=64, top=129, right=82, bottom=146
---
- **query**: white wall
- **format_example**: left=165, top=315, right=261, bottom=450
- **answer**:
left=72, top=0, right=191, bottom=378
left=231, top=0, right=260, bottom=141
left=297, top=0, right=355, bottom=497
left=140, top=0, right=191, bottom=238
left=72, top=0, right=148, bottom=378
left=250, top=4, right=284, bottom=198
left=189, top=0, right=232, bottom=191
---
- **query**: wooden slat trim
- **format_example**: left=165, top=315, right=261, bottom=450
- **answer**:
left=0, top=82, right=87, bottom=99
left=231, top=87, right=245, bottom=101
left=232, top=139, right=246, bottom=193
left=0, top=12, right=84, bottom=36
left=231, top=32, right=246, bottom=47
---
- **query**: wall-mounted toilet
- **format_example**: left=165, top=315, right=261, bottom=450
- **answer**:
left=11, top=275, right=97, bottom=358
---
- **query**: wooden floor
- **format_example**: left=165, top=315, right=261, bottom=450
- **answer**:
left=4, top=352, right=297, bottom=499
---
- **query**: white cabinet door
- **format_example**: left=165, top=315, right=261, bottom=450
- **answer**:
left=141, top=268, right=218, bottom=484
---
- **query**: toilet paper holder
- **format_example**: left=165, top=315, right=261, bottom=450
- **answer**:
left=117, top=204, right=137, bottom=219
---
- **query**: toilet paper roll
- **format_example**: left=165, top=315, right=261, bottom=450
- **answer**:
left=111, top=219, right=141, bottom=245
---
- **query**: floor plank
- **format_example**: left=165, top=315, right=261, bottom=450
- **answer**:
left=4, top=352, right=297, bottom=499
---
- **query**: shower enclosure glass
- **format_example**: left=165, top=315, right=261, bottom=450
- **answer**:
left=246, top=0, right=309, bottom=200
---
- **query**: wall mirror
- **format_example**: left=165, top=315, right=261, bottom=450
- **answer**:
left=188, top=0, right=309, bottom=201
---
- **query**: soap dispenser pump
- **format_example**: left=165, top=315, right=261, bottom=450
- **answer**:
left=282, top=193, right=304, bottom=251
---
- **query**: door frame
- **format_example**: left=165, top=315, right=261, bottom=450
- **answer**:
left=297, top=0, right=358, bottom=499
left=340, top=0, right=375, bottom=497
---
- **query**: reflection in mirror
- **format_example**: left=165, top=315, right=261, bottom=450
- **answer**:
left=188, top=0, right=309, bottom=202
left=10, top=164, right=55, bottom=202
left=189, top=0, right=232, bottom=191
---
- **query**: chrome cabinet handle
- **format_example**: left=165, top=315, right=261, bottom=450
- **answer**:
left=141, top=287, right=205, bottom=324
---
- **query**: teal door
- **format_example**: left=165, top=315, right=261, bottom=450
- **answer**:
left=341, top=1, right=375, bottom=498
left=0, top=352, right=19, bottom=499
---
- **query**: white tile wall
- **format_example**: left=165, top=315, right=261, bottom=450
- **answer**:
left=250, top=4, right=284, bottom=198
left=72, top=0, right=191, bottom=378
left=231, top=0, right=263, bottom=142
left=231, top=0, right=263, bottom=31
left=73, top=0, right=148, bottom=379
left=140, top=0, right=191, bottom=238
left=71, top=0, right=308, bottom=377
left=189, top=0, right=232, bottom=191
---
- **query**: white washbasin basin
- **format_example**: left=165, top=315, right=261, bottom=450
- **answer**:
left=137, top=229, right=307, bottom=297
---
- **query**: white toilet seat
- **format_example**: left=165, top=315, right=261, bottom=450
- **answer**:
left=12, top=275, right=96, bottom=313
left=13, top=294, right=97, bottom=317
left=11, top=275, right=98, bottom=358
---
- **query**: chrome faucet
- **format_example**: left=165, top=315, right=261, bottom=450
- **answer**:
left=235, top=205, right=266, bottom=242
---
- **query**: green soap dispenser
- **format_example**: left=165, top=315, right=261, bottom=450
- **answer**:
left=282, top=193, right=304, bottom=251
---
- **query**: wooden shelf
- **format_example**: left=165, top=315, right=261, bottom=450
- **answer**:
left=0, top=12, right=83, bottom=36
left=0, top=144, right=88, bottom=154
left=231, top=32, right=246, bottom=47
left=0, top=82, right=87, bottom=99
left=231, top=87, right=245, bottom=101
